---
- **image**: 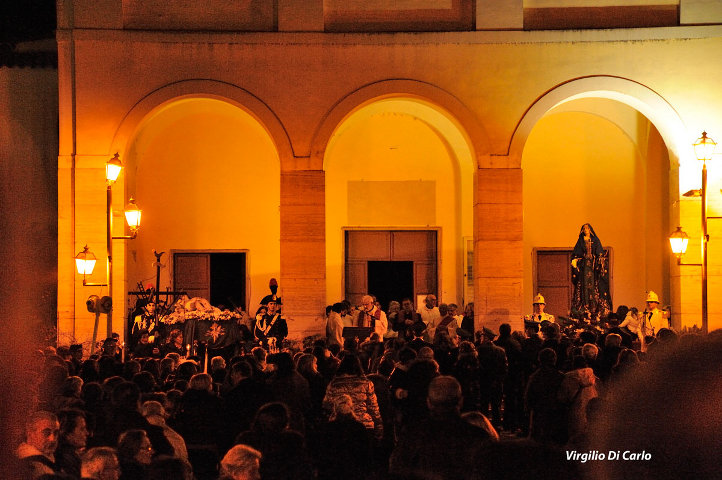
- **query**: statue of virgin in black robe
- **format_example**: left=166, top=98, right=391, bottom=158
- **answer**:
left=571, top=223, right=611, bottom=320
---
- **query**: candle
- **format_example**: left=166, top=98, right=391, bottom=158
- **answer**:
left=186, top=344, right=190, bottom=358
left=121, top=342, right=125, bottom=363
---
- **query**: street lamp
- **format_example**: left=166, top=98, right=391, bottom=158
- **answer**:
left=75, top=153, right=141, bottom=342
left=668, top=226, right=689, bottom=259
left=670, top=132, right=719, bottom=334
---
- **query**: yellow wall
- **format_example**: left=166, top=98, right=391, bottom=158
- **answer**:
left=121, top=98, right=280, bottom=320
left=324, top=99, right=474, bottom=306
left=522, top=103, right=670, bottom=316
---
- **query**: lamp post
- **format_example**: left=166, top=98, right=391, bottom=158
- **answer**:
left=75, top=153, right=142, bottom=340
left=669, top=132, right=718, bottom=334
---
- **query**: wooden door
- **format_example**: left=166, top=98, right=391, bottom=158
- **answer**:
left=534, top=250, right=572, bottom=318
left=173, top=253, right=211, bottom=301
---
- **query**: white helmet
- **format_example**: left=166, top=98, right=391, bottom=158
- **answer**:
left=646, top=291, right=660, bottom=303
left=533, top=293, right=545, bottom=305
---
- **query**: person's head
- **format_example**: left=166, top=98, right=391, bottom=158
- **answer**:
left=141, top=400, right=167, bottom=422
left=424, top=294, right=437, bottom=309
left=251, top=402, right=290, bottom=434
left=117, top=429, right=153, bottom=465
left=582, top=343, right=599, bottom=362
left=498, top=323, right=512, bottom=337
left=411, top=321, right=426, bottom=338
left=138, top=330, right=150, bottom=344
left=230, top=360, right=253, bottom=385
left=582, top=223, right=592, bottom=236
left=417, top=346, right=435, bottom=361
left=538, top=348, right=557, bottom=367
left=111, top=381, right=141, bottom=411
left=102, top=338, right=118, bottom=356
left=168, top=329, right=183, bottom=346
left=25, top=411, right=60, bottom=456
left=336, top=354, right=365, bottom=376
left=438, top=303, right=449, bottom=316
left=329, top=393, right=357, bottom=421
left=427, top=376, right=463, bottom=414
left=296, top=353, right=318, bottom=376
left=81, top=447, right=121, bottom=480
left=398, top=347, right=418, bottom=366
left=464, top=302, right=474, bottom=317
left=189, top=373, right=213, bottom=392
left=220, top=444, right=262, bottom=480
left=251, top=347, right=267, bottom=365
left=331, top=302, right=345, bottom=315
left=401, top=298, right=414, bottom=312
left=211, top=356, right=226, bottom=371
left=267, top=299, right=279, bottom=314
left=605, top=333, right=623, bottom=349
left=361, top=295, right=375, bottom=312
left=387, top=300, right=401, bottom=315
left=58, top=409, right=89, bottom=449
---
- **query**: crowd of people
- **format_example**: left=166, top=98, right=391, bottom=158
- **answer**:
left=12, top=290, right=721, bottom=480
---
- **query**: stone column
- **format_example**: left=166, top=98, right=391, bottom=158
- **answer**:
left=280, top=169, right=326, bottom=339
left=474, top=167, right=523, bottom=333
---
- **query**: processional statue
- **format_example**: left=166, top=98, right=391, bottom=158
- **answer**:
left=571, top=223, right=611, bottom=320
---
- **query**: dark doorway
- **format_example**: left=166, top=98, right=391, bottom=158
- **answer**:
left=367, top=261, right=413, bottom=312
left=210, top=252, right=246, bottom=310
left=174, top=251, right=247, bottom=311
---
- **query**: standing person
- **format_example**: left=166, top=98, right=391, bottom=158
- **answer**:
left=643, top=291, right=670, bottom=336
left=323, top=354, right=383, bottom=442
left=477, top=327, right=507, bottom=430
left=254, top=299, right=288, bottom=351
left=389, top=376, right=491, bottom=480
left=359, top=295, right=388, bottom=339
left=458, top=302, right=475, bottom=341
left=524, top=348, right=565, bottom=444
left=417, top=294, right=441, bottom=342
left=571, top=223, right=611, bottom=320
left=525, top=293, right=555, bottom=324
left=325, top=302, right=345, bottom=349
left=259, top=278, right=281, bottom=310
left=494, top=323, right=523, bottom=433
left=394, top=298, right=422, bottom=340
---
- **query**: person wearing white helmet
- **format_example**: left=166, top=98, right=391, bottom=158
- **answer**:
left=525, top=293, right=555, bottom=324
left=643, top=291, right=669, bottom=336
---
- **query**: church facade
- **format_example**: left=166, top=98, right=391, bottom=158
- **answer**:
left=46, top=0, right=722, bottom=343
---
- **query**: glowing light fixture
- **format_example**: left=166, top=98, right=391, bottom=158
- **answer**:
left=668, top=226, right=689, bottom=258
left=75, top=245, right=97, bottom=275
left=106, top=153, right=122, bottom=184
left=124, top=198, right=142, bottom=232
left=693, top=131, right=717, bottom=163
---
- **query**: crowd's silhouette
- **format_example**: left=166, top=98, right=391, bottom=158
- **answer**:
left=12, top=296, right=722, bottom=480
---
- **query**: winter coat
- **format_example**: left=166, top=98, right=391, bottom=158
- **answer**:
left=323, top=374, right=383, bottom=437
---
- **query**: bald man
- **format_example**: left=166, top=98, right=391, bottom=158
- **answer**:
left=390, top=376, right=492, bottom=480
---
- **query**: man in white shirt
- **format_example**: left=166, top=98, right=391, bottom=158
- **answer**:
left=644, top=291, right=669, bottom=336
left=417, top=294, right=441, bottom=342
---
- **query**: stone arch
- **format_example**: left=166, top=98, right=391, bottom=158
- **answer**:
left=508, top=75, right=689, bottom=169
left=310, top=79, right=490, bottom=171
left=110, top=78, right=293, bottom=166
